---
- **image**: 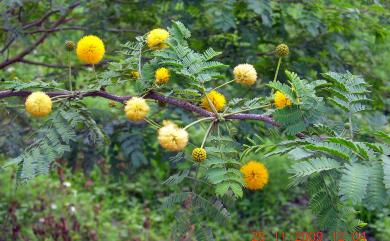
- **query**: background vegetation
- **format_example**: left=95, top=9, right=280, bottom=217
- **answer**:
left=1, top=0, right=389, bottom=240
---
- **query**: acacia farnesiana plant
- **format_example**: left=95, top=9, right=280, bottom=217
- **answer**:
left=1, top=21, right=389, bottom=236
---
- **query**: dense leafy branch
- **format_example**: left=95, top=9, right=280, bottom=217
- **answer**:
left=0, top=89, right=279, bottom=126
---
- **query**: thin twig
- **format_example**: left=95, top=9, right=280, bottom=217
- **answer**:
left=0, top=1, right=80, bottom=69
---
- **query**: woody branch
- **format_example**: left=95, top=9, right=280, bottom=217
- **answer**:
left=0, top=90, right=280, bottom=127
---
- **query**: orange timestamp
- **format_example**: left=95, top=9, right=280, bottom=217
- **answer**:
left=250, top=230, right=367, bottom=241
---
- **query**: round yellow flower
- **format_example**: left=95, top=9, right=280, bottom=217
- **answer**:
left=76, top=35, right=105, bottom=64
left=124, top=97, right=150, bottom=121
left=25, top=92, right=52, bottom=117
left=274, top=91, right=292, bottom=109
left=146, top=28, right=170, bottom=49
left=201, top=90, right=226, bottom=112
left=192, top=148, right=207, bottom=162
left=130, top=70, right=140, bottom=79
left=155, top=67, right=170, bottom=85
left=233, top=64, right=257, bottom=86
left=240, top=161, right=269, bottom=190
left=158, top=121, right=188, bottom=152
left=275, top=44, right=289, bottom=57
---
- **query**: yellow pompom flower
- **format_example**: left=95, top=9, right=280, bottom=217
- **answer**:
left=25, top=92, right=52, bottom=117
left=201, top=90, right=226, bottom=112
left=130, top=70, right=140, bottom=79
left=76, top=35, right=105, bottom=64
left=146, top=28, right=170, bottom=49
left=274, top=91, right=292, bottom=109
left=192, top=148, right=207, bottom=162
left=240, top=161, right=269, bottom=190
left=124, top=97, right=150, bottom=121
left=155, top=67, right=170, bottom=85
left=233, top=64, right=257, bottom=86
left=158, top=121, right=189, bottom=152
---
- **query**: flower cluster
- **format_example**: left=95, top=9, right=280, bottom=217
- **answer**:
left=124, top=97, right=150, bottom=121
left=130, top=70, right=140, bottom=79
left=274, top=91, right=292, bottom=109
left=155, top=67, right=170, bottom=85
left=76, top=35, right=105, bottom=64
left=158, top=121, right=189, bottom=152
left=201, top=90, right=226, bottom=112
left=233, top=64, right=257, bottom=86
left=147, top=28, right=170, bottom=49
left=192, top=148, right=207, bottom=162
left=25, top=92, right=52, bottom=117
left=240, top=161, right=269, bottom=190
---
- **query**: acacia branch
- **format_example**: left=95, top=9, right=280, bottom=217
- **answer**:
left=19, top=59, right=110, bottom=69
left=24, top=26, right=142, bottom=34
left=0, top=1, right=80, bottom=69
left=0, top=90, right=279, bottom=126
left=22, top=9, right=60, bottom=30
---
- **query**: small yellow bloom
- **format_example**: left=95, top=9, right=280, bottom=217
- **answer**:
left=158, top=121, right=188, bottom=152
left=130, top=70, right=140, bottom=79
left=233, top=64, right=257, bottom=86
left=25, top=92, right=52, bottom=117
left=108, top=100, right=116, bottom=107
left=192, top=148, right=207, bottom=162
left=155, top=67, right=170, bottom=85
left=146, top=28, right=170, bottom=49
left=124, top=97, right=150, bottom=121
left=274, top=91, right=292, bottom=109
left=240, top=161, right=269, bottom=190
left=201, top=90, right=226, bottom=112
left=76, top=35, right=105, bottom=64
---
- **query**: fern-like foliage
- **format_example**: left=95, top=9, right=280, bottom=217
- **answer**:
left=89, top=36, right=148, bottom=92
left=339, top=162, right=370, bottom=204
left=162, top=191, right=231, bottom=224
left=265, top=134, right=390, bottom=229
left=204, top=136, right=244, bottom=198
left=2, top=101, right=106, bottom=183
left=0, top=78, right=61, bottom=91
left=320, top=72, right=371, bottom=114
left=152, top=21, right=228, bottom=100
left=268, top=70, right=326, bottom=135
left=162, top=191, right=229, bottom=240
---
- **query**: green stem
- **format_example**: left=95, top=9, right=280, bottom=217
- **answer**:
left=184, top=117, right=213, bottom=130
left=138, top=45, right=143, bottom=78
left=349, top=113, right=354, bottom=140
left=92, top=64, right=98, bottom=81
left=273, top=57, right=282, bottom=82
left=68, top=52, right=72, bottom=91
left=203, top=88, right=223, bottom=121
left=144, top=117, right=160, bottom=129
left=51, top=94, right=74, bottom=100
left=223, top=104, right=271, bottom=117
left=212, top=79, right=235, bottom=91
left=201, top=121, right=214, bottom=148
left=185, top=176, right=212, bottom=187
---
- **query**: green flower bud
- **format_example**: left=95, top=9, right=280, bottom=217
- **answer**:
left=275, top=44, right=289, bottom=57
left=65, top=40, right=75, bottom=51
